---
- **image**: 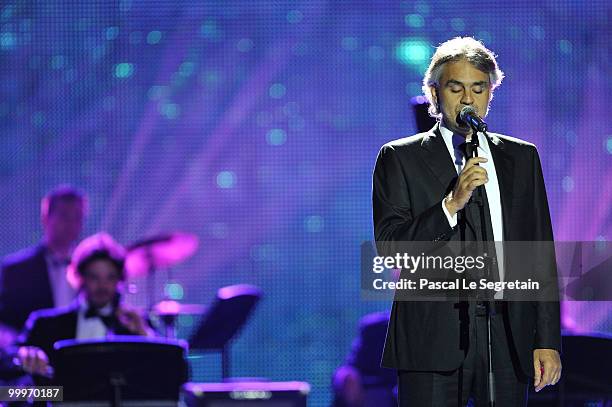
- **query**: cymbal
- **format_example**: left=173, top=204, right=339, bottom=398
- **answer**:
left=152, top=300, right=206, bottom=316
left=125, top=232, right=199, bottom=277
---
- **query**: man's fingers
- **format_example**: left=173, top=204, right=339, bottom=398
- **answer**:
left=17, top=346, right=49, bottom=375
left=535, top=361, right=558, bottom=392
left=459, top=168, right=488, bottom=189
left=460, top=172, right=487, bottom=188
left=552, top=368, right=562, bottom=385
left=461, top=172, right=488, bottom=187
left=25, top=347, right=38, bottom=371
left=541, top=365, right=553, bottom=387
left=467, top=179, right=487, bottom=191
left=464, top=157, right=488, bottom=169
left=533, top=359, right=541, bottom=387
left=551, top=363, right=562, bottom=385
left=36, top=348, right=48, bottom=363
left=34, top=349, right=49, bottom=374
left=459, top=165, right=488, bottom=179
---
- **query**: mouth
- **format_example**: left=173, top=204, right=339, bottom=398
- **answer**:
left=454, top=112, right=470, bottom=127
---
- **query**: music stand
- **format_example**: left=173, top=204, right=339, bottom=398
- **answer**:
left=53, top=336, right=188, bottom=407
left=189, top=284, right=261, bottom=378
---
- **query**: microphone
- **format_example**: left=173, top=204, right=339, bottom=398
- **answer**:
left=459, top=106, right=488, bottom=132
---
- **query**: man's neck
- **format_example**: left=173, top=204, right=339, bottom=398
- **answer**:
left=44, top=238, right=73, bottom=259
left=440, top=120, right=471, bottom=139
left=81, top=296, right=114, bottom=314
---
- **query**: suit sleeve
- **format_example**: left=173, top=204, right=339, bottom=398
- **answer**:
left=531, top=146, right=562, bottom=352
left=18, top=312, right=49, bottom=354
left=372, top=144, right=456, bottom=255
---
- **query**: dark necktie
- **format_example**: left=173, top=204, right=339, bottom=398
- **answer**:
left=458, top=142, right=500, bottom=285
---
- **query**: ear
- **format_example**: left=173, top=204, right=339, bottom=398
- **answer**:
left=430, top=86, right=440, bottom=110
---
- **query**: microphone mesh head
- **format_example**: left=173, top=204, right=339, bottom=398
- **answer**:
left=459, top=106, right=477, bottom=122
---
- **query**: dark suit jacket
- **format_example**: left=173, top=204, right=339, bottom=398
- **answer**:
left=0, top=244, right=54, bottom=331
left=373, top=123, right=561, bottom=377
left=19, top=303, right=136, bottom=367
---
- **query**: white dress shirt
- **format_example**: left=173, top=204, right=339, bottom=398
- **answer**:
left=45, top=253, right=77, bottom=308
left=438, top=123, right=505, bottom=296
left=75, top=295, right=113, bottom=339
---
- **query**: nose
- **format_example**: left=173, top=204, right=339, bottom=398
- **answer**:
left=461, top=89, right=474, bottom=105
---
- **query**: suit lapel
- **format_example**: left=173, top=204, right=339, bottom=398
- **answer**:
left=487, top=134, right=514, bottom=241
left=58, top=302, right=80, bottom=338
left=34, top=245, right=54, bottom=308
left=419, top=126, right=516, bottom=241
left=420, top=123, right=458, bottom=192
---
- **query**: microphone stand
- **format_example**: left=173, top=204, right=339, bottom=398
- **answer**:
left=466, top=127, right=496, bottom=407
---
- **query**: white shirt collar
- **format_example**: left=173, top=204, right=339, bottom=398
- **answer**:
left=438, top=121, right=491, bottom=156
left=78, top=294, right=114, bottom=316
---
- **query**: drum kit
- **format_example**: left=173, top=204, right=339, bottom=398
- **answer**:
left=124, top=232, right=204, bottom=338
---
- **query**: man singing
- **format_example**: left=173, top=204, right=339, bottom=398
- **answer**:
left=372, top=37, right=561, bottom=406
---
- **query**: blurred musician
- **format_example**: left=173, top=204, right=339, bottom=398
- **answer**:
left=0, top=185, right=87, bottom=334
left=15, top=232, right=154, bottom=377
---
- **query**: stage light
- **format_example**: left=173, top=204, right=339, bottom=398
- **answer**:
left=251, top=244, right=277, bottom=262
left=179, top=61, right=195, bottom=78
left=200, top=20, right=219, bottom=40
left=217, top=171, right=236, bottom=189
left=559, top=39, right=572, bottom=54
left=165, top=283, right=184, bottom=300
left=304, top=215, right=324, bottom=233
left=269, top=83, right=286, bottom=99
left=0, top=32, right=16, bottom=50
left=341, top=36, right=359, bottom=51
left=160, top=103, right=180, bottom=119
left=147, top=85, right=167, bottom=101
left=405, top=14, right=424, bottom=28
left=147, top=30, right=162, bottom=44
left=114, top=62, right=134, bottom=78
left=562, top=176, right=575, bottom=192
left=395, top=38, right=431, bottom=69
left=237, top=38, right=253, bottom=52
left=105, top=26, right=119, bottom=41
left=266, top=129, right=286, bottom=146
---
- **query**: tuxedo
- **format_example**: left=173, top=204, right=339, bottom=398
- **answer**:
left=372, top=123, right=561, bottom=379
left=19, top=302, right=137, bottom=367
left=0, top=245, right=55, bottom=331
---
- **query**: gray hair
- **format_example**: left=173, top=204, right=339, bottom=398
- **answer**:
left=422, top=37, right=505, bottom=118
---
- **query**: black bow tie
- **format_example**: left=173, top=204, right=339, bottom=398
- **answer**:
left=84, top=307, right=116, bottom=328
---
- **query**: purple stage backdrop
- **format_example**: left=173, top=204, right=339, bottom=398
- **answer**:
left=0, top=1, right=611, bottom=404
